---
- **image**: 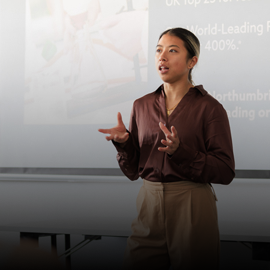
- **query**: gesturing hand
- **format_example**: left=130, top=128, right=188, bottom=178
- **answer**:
left=98, top=112, right=129, bottom=143
left=158, top=122, right=180, bottom=155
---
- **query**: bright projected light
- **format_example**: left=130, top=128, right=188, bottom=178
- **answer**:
left=0, top=0, right=269, bottom=172
left=24, top=0, right=148, bottom=125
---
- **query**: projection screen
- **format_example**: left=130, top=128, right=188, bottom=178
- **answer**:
left=0, top=0, right=269, bottom=175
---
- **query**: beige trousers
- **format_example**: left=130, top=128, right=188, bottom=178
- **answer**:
left=123, top=179, right=219, bottom=270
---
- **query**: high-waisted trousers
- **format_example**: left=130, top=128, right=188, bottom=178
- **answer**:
left=122, top=179, right=219, bottom=270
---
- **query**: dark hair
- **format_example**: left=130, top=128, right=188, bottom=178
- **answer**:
left=159, top=28, right=200, bottom=84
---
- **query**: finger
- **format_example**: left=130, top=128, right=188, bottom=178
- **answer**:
left=113, top=132, right=129, bottom=143
left=123, top=132, right=129, bottom=141
left=171, top=126, right=178, bottom=137
left=159, top=122, right=170, bottom=136
left=117, top=112, right=124, bottom=126
left=166, top=133, right=176, bottom=142
left=105, top=134, right=114, bottom=141
left=98, top=128, right=112, bottom=134
left=161, top=139, right=172, bottom=146
left=158, top=146, right=169, bottom=152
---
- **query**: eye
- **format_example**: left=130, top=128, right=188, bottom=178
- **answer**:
left=156, top=48, right=161, bottom=53
left=169, top=49, right=177, bottom=53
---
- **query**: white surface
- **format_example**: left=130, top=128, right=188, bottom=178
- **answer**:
left=0, top=0, right=270, bottom=170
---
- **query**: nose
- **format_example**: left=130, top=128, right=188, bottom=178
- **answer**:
left=159, top=51, right=167, bottom=61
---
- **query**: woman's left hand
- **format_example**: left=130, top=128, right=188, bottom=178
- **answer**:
left=158, top=122, right=180, bottom=155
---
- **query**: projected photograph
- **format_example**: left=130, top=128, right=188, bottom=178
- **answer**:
left=24, top=0, right=148, bottom=124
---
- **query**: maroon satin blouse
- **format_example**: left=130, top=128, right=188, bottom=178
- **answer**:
left=113, top=85, right=235, bottom=184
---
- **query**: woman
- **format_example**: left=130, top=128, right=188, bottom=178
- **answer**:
left=99, top=28, right=235, bottom=270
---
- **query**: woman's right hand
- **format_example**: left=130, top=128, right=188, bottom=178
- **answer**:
left=98, top=112, right=129, bottom=143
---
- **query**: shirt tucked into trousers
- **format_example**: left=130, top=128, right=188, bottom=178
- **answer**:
left=113, top=85, right=235, bottom=270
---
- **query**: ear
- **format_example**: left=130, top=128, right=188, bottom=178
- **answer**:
left=188, top=56, right=198, bottom=69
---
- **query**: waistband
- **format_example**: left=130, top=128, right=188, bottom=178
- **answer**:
left=143, top=179, right=208, bottom=192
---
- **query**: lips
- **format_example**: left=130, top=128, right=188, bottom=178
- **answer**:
left=159, top=64, right=169, bottom=74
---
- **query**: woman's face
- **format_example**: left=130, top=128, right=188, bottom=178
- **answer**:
left=155, top=34, right=194, bottom=84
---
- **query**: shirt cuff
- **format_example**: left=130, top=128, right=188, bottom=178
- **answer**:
left=111, top=131, right=133, bottom=154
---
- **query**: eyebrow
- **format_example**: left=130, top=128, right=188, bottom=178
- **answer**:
left=156, top=44, right=180, bottom=48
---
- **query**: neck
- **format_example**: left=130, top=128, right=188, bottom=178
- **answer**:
left=163, top=80, right=193, bottom=102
